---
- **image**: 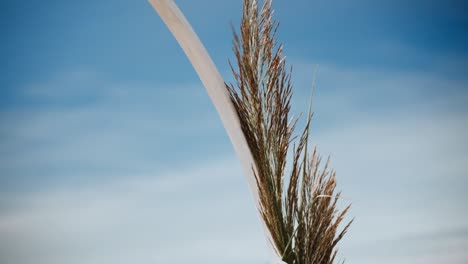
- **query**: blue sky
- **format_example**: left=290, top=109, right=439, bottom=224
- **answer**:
left=1, top=0, right=467, bottom=263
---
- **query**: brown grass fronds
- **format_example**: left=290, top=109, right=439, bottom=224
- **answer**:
left=227, top=0, right=352, bottom=263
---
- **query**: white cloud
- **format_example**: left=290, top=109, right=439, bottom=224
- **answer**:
left=313, top=110, right=468, bottom=264
left=1, top=64, right=467, bottom=263
left=0, top=159, right=268, bottom=264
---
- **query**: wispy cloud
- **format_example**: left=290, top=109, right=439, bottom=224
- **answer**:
left=0, top=159, right=267, bottom=264
left=1, top=61, right=467, bottom=263
left=0, top=70, right=233, bottom=191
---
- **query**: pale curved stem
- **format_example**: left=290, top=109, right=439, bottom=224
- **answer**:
left=148, top=0, right=281, bottom=261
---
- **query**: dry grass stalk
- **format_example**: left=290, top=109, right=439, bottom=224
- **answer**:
left=227, top=0, right=352, bottom=263
left=149, top=0, right=280, bottom=257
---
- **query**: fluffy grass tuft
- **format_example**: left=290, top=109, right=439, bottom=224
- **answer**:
left=227, top=0, right=352, bottom=263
